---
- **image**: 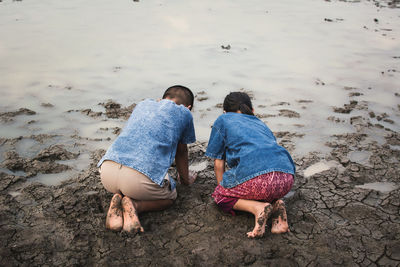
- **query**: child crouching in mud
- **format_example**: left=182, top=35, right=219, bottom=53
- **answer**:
left=205, top=92, right=295, bottom=238
left=98, top=85, right=197, bottom=233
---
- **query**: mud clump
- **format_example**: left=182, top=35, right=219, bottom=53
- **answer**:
left=333, top=100, right=358, bottom=114
left=0, top=108, right=36, bottom=123
left=196, top=91, right=209, bottom=102
left=69, top=100, right=136, bottom=120
left=275, top=131, right=304, bottom=139
left=327, top=116, right=345, bottom=123
left=1, top=145, right=78, bottom=177
left=0, top=108, right=36, bottom=117
left=99, top=100, right=136, bottom=120
left=79, top=108, right=103, bottom=118
left=197, top=96, right=209, bottom=101
left=385, top=132, right=400, bottom=146
left=256, top=113, right=276, bottom=119
left=272, top=101, right=290, bottom=106
left=333, top=100, right=371, bottom=116
left=34, top=145, right=79, bottom=161
left=296, top=99, right=313, bottom=104
left=41, top=103, right=54, bottom=108
left=274, top=131, right=304, bottom=153
left=2, top=150, right=70, bottom=176
left=349, top=92, right=363, bottom=97
left=278, top=109, right=300, bottom=118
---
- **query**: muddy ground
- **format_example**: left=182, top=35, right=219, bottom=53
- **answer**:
left=0, top=92, right=399, bottom=267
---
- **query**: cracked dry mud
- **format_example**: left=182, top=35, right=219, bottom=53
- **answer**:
left=1, top=96, right=400, bottom=266
left=0, top=129, right=399, bottom=266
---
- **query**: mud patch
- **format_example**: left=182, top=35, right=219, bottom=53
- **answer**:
left=278, top=109, right=300, bottom=118
left=68, top=100, right=136, bottom=120
left=99, top=100, right=136, bottom=119
left=0, top=108, right=36, bottom=123
left=1, top=144, right=79, bottom=178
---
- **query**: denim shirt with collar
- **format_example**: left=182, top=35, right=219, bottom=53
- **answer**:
left=98, top=99, right=196, bottom=190
left=205, top=112, right=295, bottom=189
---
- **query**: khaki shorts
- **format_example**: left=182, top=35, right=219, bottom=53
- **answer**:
left=100, top=160, right=177, bottom=201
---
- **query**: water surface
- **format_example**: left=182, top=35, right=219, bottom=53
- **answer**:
left=1, top=0, right=399, bottom=170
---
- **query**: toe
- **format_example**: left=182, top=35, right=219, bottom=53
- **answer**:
left=247, top=231, right=255, bottom=238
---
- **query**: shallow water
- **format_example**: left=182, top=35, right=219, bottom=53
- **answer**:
left=28, top=151, right=91, bottom=186
left=0, top=168, right=26, bottom=177
left=29, top=170, right=77, bottom=186
left=1, top=0, right=400, bottom=185
left=355, top=182, right=399, bottom=192
left=348, top=150, right=372, bottom=165
left=16, top=138, right=46, bottom=159
left=303, top=160, right=339, bottom=178
left=57, top=152, right=91, bottom=171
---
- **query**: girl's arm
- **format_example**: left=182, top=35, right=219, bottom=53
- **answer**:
left=175, top=143, right=197, bottom=185
left=214, top=159, right=225, bottom=184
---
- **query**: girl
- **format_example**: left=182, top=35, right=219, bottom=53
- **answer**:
left=205, top=92, right=295, bottom=238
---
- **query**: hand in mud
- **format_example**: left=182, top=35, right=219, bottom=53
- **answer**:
left=187, top=170, right=197, bottom=185
left=177, top=170, right=197, bottom=185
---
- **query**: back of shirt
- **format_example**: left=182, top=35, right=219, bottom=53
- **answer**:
left=205, top=113, right=295, bottom=188
left=98, top=99, right=196, bottom=189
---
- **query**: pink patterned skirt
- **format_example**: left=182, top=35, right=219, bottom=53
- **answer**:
left=212, top=172, right=294, bottom=215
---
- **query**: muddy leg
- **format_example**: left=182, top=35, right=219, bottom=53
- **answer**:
left=121, top=196, right=144, bottom=233
left=106, top=193, right=123, bottom=231
left=233, top=199, right=273, bottom=238
left=271, top=199, right=290, bottom=234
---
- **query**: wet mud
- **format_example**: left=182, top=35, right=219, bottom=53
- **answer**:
left=0, top=108, right=36, bottom=123
left=68, top=100, right=136, bottom=120
left=1, top=1, right=400, bottom=264
left=1, top=144, right=78, bottom=178
left=0, top=95, right=399, bottom=266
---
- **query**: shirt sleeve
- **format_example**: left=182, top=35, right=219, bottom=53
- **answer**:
left=179, top=116, right=196, bottom=144
left=205, top=118, right=225, bottom=159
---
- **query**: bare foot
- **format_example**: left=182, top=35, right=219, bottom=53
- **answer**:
left=106, top=193, right=123, bottom=231
left=247, top=203, right=272, bottom=238
left=271, top=199, right=290, bottom=234
left=121, top=196, right=144, bottom=233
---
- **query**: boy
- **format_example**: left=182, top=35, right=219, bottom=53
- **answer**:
left=98, top=85, right=197, bottom=233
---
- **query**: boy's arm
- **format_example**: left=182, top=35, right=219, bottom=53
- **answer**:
left=175, top=143, right=197, bottom=185
left=214, top=159, right=225, bottom=184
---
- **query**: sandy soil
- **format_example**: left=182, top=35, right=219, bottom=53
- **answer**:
left=1, top=95, right=399, bottom=266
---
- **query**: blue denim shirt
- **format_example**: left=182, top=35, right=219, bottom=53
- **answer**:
left=205, top=113, right=295, bottom=188
left=98, top=99, right=196, bottom=190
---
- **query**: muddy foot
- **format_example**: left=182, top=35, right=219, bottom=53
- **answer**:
left=106, top=193, right=123, bottom=231
left=271, top=199, right=290, bottom=234
left=247, top=203, right=272, bottom=238
left=121, top=196, right=144, bottom=233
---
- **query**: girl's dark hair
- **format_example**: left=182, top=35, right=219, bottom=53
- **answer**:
left=223, top=92, right=254, bottom=115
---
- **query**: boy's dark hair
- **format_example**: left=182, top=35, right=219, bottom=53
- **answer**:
left=162, top=85, right=194, bottom=110
left=223, top=92, right=254, bottom=116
